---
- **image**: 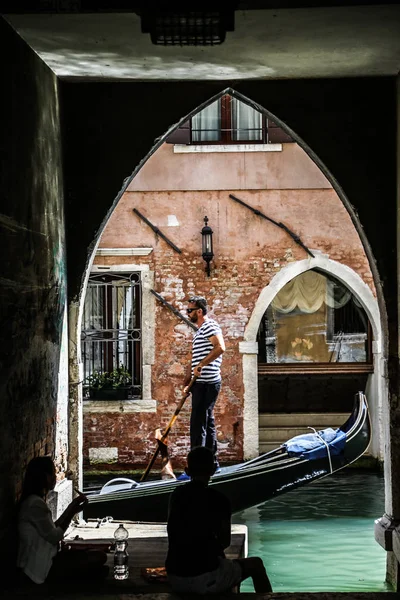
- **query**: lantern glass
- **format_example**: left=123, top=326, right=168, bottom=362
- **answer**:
left=202, top=232, right=213, bottom=256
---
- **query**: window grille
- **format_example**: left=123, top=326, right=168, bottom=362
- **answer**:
left=81, top=272, right=141, bottom=399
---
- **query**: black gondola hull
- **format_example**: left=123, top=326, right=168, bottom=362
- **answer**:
left=84, top=392, right=370, bottom=522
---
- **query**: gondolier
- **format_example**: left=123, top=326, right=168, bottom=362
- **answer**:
left=184, top=295, right=225, bottom=471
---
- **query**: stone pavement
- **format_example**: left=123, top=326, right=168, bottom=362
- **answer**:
left=2, top=521, right=246, bottom=598
left=2, top=519, right=397, bottom=599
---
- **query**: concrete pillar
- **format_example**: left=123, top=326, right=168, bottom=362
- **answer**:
left=51, top=304, right=74, bottom=518
left=381, top=72, right=400, bottom=591
left=377, top=72, right=400, bottom=591
left=365, top=341, right=387, bottom=461
left=240, top=341, right=259, bottom=460
left=388, top=71, right=400, bottom=590
left=68, top=300, right=83, bottom=493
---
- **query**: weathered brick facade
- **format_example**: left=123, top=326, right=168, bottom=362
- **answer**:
left=83, top=142, right=375, bottom=471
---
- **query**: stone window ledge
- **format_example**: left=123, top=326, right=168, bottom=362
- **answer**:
left=83, top=399, right=156, bottom=413
left=95, top=248, right=153, bottom=256
left=173, top=143, right=282, bottom=154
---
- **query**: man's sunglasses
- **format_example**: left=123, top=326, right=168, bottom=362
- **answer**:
left=186, top=307, right=199, bottom=314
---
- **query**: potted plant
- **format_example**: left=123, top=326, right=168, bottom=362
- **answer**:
left=86, top=365, right=132, bottom=400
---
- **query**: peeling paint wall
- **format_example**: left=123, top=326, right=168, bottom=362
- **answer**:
left=0, top=20, right=68, bottom=570
left=83, top=141, right=376, bottom=469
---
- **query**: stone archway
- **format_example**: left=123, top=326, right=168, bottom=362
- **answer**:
left=239, top=253, right=385, bottom=461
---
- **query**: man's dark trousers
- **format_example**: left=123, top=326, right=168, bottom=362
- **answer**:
left=190, top=381, right=221, bottom=463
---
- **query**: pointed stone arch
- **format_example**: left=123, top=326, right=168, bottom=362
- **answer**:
left=69, top=86, right=389, bottom=503
left=239, top=253, right=385, bottom=460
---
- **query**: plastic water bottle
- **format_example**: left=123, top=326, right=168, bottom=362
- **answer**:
left=113, top=523, right=129, bottom=580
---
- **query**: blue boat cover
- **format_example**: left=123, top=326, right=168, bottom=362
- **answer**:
left=283, top=427, right=347, bottom=460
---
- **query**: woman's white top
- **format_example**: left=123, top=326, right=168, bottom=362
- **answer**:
left=17, top=494, right=64, bottom=584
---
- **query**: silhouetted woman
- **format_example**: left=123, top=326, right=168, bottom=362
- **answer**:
left=17, top=456, right=107, bottom=584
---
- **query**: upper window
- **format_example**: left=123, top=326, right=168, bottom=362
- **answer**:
left=192, top=95, right=264, bottom=143
left=81, top=272, right=142, bottom=400
left=258, top=270, right=372, bottom=364
left=166, top=94, right=293, bottom=145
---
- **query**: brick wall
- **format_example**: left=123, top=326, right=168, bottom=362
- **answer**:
left=83, top=143, right=375, bottom=471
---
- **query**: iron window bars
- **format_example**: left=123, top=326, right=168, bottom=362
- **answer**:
left=81, top=272, right=142, bottom=400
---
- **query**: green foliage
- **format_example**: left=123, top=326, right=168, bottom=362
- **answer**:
left=86, top=365, right=132, bottom=389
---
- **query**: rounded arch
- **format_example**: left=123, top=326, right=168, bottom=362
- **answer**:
left=239, top=254, right=385, bottom=461
left=244, top=253, right=381, bottom=347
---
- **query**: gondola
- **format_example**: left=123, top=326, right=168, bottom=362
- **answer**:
left=83, top=391, right=370, bottom=522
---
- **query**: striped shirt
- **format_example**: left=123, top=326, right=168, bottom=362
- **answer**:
left=191, top=318, right=223, bottom=384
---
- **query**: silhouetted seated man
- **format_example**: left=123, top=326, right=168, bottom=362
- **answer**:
left=166, top=446, right=273, bottom=594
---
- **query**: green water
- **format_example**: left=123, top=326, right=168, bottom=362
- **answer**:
left=232, top=469, right=391, bottom=593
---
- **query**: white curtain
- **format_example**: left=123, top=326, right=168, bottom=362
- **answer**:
left=231, top=98, right=262, bottom=141
left=82, top=285, right=105, bottom=377
left=192, top=100, right=220, bottom=142
left=115, top=285, right=129, bottom=367
left=116, top=284, right=132, bottom=330
left=271, top=271, right=352, bottom=314
left=84, top=285, right=104, bottom=329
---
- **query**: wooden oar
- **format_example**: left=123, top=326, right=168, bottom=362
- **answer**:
left=140, top=375, right=197, bottom=482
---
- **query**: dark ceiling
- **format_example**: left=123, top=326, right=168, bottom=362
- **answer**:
left=1, top=0, right=399, bottom=14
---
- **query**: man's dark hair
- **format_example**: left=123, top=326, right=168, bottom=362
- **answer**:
left=187, top=446, right=215, bottom=476
left=188, top=295, right=208, bottom=315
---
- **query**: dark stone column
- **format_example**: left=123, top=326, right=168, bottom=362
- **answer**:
left=0, top=17, right=67, bottom=576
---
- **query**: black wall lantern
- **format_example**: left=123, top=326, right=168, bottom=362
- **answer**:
left=201, top=216, right=214, bottom=277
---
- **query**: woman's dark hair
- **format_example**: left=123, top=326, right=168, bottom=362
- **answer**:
left=188, top=295, right=208, bottom=315
left=21, top=456, right=55, bottom=501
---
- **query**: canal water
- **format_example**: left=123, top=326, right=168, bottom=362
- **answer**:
left=232, top=469, right=391, bottom=593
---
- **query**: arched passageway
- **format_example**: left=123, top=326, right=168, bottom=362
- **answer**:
left=2, top=11, right=399, bottom=589
left=73, top=88, right=388, bottom=471
left=69, top=88, right=392, bottom=585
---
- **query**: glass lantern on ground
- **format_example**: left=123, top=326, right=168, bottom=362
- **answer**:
left=113, top=523, right=129, bottom=580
